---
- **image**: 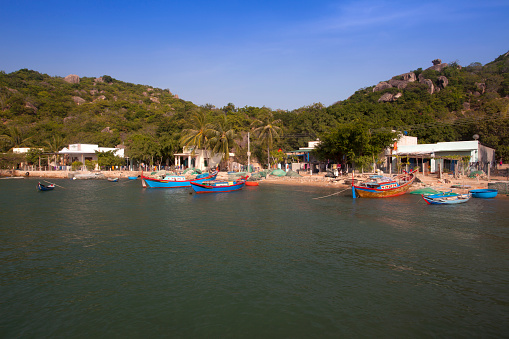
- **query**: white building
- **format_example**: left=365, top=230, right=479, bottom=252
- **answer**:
left=58, top=144, right=124, bottom=165
left=173, top=146, right=223, bottom=171
left=392, top=140, right=495, bottom=174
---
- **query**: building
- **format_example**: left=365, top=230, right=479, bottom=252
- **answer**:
left=58, top=144, right=124, bottom=166
left=173, top=146, right=223, bottom=171
left=286, top=140, right=322, bottom=173
left=392, top=140, right=495, bottom=174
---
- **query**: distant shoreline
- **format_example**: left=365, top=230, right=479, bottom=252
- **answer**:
left=3, top=169, right=507, bottom=193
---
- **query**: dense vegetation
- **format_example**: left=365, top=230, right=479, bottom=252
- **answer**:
left=1, top=50, right=508, bottom=169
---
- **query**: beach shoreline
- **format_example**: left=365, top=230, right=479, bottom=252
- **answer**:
left=2, top=169, right=508, bottom=194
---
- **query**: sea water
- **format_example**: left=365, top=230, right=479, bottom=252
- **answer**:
left=1, top=178, right=508, bottom=338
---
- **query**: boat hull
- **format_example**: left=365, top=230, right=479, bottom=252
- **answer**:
left=422, top=193, right=470, bottom=205
left=37, top=183, right=55, bottom=191
left=352, top=173, right=415, bottom=198
left=190, top=181, right=245, bottom=193
left=141, top=172, right=217, bottom=188
left=469, top=189, right=498, bottom=198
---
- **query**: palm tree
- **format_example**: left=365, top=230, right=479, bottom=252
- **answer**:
left=209, top=115, right=237, bottom=170
left=45, top=135, right=66, bottom=168
left=180, top=111, right=214, bottom=168
left=251, top=114, right=282, bottom=169
left=0, top=126, right=32, bottom=151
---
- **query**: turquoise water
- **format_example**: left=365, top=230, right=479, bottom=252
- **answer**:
left=1, top=178, right=508, bottom=338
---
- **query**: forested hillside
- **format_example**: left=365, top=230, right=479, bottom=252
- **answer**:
left=1, top=50, right=508, bottom=168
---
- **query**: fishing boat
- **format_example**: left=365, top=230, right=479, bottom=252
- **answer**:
left=469, top=189, right=498, bottom=199
left=352, top=170, right=416, bottom=198
left=37, top=182, right=55, bottom=191
left=108, top=177, right=119, bottom=182
left=422, top=192, right=470, bottom=205
left=141, top=170, right=218, bottom=188
left=245, top=180, right=259, bottom=186
left=190, top=178, right=245, bottom=194
left=128, top=176, right=139, bottom=180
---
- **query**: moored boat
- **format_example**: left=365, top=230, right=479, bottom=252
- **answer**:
left=108, top=177, right=119, bottom=182
left=469, top=189, right=498, bottom=199
left=190, top=178, right=245, bottom=193
left=352, top=170, right=416, bottom=198
left=37, top=182, right=55, bottom=191
left=128, top=176, right=139, bottom=180
left=422, top=192, right=470, bottom=205
left=141, top=170, right=218, bottom=188
left=245, top=181, right=259, bottom=186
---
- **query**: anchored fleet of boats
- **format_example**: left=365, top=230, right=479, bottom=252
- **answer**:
left=28, top=168, right=501, bottom=200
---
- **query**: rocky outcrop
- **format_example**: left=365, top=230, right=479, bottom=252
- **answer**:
left=64, top=74, right=80, bottom=84
left=422, top=79, right=434, bottom=94
left=373, top=81, right=392, bottom=92
left=427, top=59, right=448, bottom=72
left=93, top=95, right=106, bottom=102
left=378, top=92, right=402, bottom=103
left=388, top=79, right=409, bottom=89
left=101, top=127, right=113, bottom=134
left=25, top=102, right=37, bottom=112
left=72, top=96, right=86, bottom=105
left=437, top=76, right=449, bottom=89
left=475, top=82, right=486, bottom=94
left=149, top=97, right=160, bottom=103
left=401, top=72, right=416, bottom=82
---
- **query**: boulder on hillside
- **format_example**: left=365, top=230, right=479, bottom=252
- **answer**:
left=64, top=74, right=80, bottom=84
left=101, top=127, right=113, bottom=134
left=388, top=79, right=409, bottom=89
left=427, top=59, right=448, bottom=72
left=475, top=82, right=486, bottom=94
left=437, top=76, right=449, bottom=89
left=25, top=102, right=38, bottom=112
left=401, top=72, right=416, bottom=82
left=150, top=97, right=160, bottom=103
left=373, top=81, right=392, bottom=92
left=422, top=79, right=435, bottom=94
left=93, top=95, right=106, bottom=102
left=378, top=92, right=402, bottom=103
left=72, top=96, right=86, bottom=105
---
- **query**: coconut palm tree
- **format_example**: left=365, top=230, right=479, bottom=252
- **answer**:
left=45, top=135, right=66, bottom=168
left=251, top=114, right=282, bottom=169
left=209, top=115, right=237, bottom=169
left=180, top=111, right=214, bottom=168
left=0, top=126, right=32, bottom=151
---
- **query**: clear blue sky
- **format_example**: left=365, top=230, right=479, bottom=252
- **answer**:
left=1, top=0, right=508, bottom=111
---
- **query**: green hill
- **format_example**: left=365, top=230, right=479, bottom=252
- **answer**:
left=1, top=50, right=508, bottom=166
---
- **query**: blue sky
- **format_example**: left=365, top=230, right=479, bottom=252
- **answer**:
left=1, top=0, right=508, bottom=110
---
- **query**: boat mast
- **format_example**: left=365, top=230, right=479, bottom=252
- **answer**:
left=247, top=132, right=251, bottom=172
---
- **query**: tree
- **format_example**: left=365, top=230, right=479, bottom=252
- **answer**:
left=180, top=111, right=213, bottom=154
left=96, top=150, right=124, bottom=169
left=314, top=122, right=396, bottom=171
left=0, top=126, right=32, bottom=151
left=251, top=113, right=282, bottom=168
left=209, top=115, right=238, bottom=167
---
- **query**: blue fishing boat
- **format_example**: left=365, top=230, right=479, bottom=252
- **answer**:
left=141, top=170, right=218, bottom=188
left=422, top=192, right=470, bottom=205
left=128, top=176, right=138, bottom=180
left=469, top=189, right=498, bottom=198
left=37, top=182, right=55, bottom=191
left=190, top=178, right=245, bottom=194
